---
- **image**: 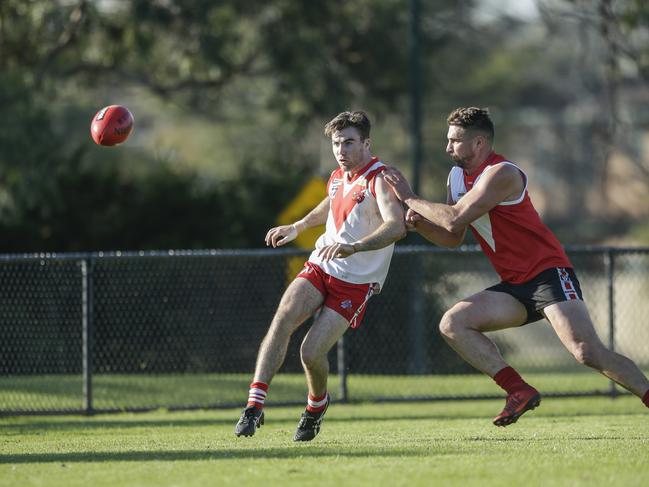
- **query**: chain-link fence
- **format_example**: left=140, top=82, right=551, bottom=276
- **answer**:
left=1, top=246, right=648, bottom=415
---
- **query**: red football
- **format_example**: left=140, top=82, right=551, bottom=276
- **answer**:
left=90, top=105, right=134, bottom=146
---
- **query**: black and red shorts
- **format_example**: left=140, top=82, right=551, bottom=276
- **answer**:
left=486, top=267, right=584, bottom=324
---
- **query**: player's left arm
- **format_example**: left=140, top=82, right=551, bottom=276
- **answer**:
left=266, top=196, right=330, bottom=248
left=317, top=173, right=406, bottom=261
left=405, top=164, right=523, bottom=233
left=353, top=173, right=407, bottom=251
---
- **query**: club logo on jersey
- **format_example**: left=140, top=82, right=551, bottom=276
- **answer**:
left=330, top=179, right=342, bottom=198
left=352, top=190, right=366, bottom=203
left=340, top=299, right=352, bottom=309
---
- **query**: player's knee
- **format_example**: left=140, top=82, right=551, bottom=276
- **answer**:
left=439, top=310, right=464, bottom=340
left=572, top=341, right=601, bottom=368
left=299, top=343, right=320, bottom=369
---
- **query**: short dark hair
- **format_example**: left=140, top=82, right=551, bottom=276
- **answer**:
left=447, top=107, right=494, bottom=141
left=324, top=111, right=371, bottom=140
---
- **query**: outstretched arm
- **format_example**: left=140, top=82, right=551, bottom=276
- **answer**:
left=384, top=165, right=522, bottom=239
left=407, top=193, right=466, bottom=248
left=317, top=174, right=406, bottom=261
left=384, top=168, right=464, bottom=247
left=406, top=165, right=522, bottom=232
left=265, top=196, right=330, bottom=248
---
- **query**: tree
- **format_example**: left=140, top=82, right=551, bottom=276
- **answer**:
left=4, top=0, right=616, bottom=250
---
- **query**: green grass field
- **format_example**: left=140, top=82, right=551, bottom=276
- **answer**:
left=0, top=371, right=621, bottom=412
left=1, top=396, right=648, bottom=487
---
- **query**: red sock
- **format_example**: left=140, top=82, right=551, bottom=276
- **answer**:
left=642, top=389, right=649, bottom=408
left=493, top=366, right=528, bottom=394
left=246, top=381, right=268, bottom=409
left=306, top=392, right=328, bottom=413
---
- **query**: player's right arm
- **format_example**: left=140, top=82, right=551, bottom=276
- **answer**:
left=407, top=186, right=466, bottom=248
left=265, top=196, right=330, bottom=248
left=386, top=164, right=522, bottom=247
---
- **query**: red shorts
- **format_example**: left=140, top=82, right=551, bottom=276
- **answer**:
left=297, top=262, right=374, bottom=329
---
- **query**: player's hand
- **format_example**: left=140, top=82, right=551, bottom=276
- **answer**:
left=405, top=208, right=422, bottom=231
left=317, top=242, right=356, bottom=261
left=265, top=224, right=298, bottom=248
left=383, top=167, right=416, bottom=202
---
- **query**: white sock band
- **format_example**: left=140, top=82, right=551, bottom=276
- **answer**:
left=248, top=387, right=267, bottom=405
left=308, top=395, right=328, bottom=408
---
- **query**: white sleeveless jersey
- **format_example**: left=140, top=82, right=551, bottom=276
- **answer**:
left=308, top=158, right=394, bottom=286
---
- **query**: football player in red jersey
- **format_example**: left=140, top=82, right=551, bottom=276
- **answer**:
left=235, top=111, right=406, bottom=440
left=384, top=107, right=649, bottom=426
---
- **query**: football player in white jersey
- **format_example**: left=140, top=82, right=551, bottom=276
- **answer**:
left=235, top=111, right=406, bottom=441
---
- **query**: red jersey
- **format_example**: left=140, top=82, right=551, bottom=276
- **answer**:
left=447, top=152, right=572, bottom=284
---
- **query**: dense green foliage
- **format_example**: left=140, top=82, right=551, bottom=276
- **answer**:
left=1, top=0, right=648, bottom=251
left=0, top=0, right=465, bottom=251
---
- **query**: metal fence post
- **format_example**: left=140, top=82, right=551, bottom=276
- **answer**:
left=408, top=254, right=427, bottom=374
left=337, top=336, right=348, bottom=402
left=605, top=248, right=618, bottom=398
left=81, top=258, right=95, bottom=414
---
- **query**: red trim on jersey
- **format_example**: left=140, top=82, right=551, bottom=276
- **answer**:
left=331, top=185, right=359, bottom=232
left=465, top=152, right=572, bottom=284
left=367, top=166, right=386, bottom=197
left=330, top=157, right=382, bottom=233
left=464, top=152, right=504, bottom=187
left=345, top=157, right=378, bottom=183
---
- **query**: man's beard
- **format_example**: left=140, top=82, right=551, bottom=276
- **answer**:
left=451, top=153, right=470, bottom=168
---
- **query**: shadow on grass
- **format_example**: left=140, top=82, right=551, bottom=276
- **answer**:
left=0, top=414, right=485, bottom=433
left=2, top=433, right=646, bottom=465
left=0, top=447, right=442, bottom=464
left=3, top=406, right=645, bottom=435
